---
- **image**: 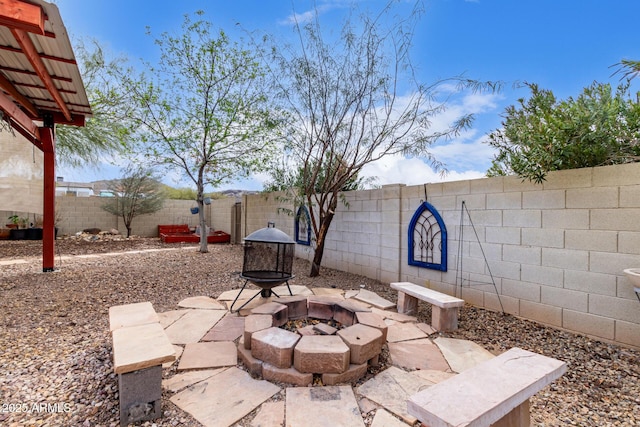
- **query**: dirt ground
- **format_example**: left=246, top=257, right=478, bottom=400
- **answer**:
left=0, top=237, right=638, bottom=426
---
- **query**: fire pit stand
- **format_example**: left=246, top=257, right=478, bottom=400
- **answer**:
left=231, top=223, right=295, bottom=313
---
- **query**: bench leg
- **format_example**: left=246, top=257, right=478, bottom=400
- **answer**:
left=491, top=399, right=530, bottom=427
left=397, top=291, right=418, bottom=315
left=432, top=306, right=459, bottom=331
left=119, top=365, right=162, bottom=426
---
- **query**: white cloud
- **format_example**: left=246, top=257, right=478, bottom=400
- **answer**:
left=355, top=89, right=500, bottom=186
left=278, top=1, right=349, bottom=26
left=359, top=152, right=488, bottom=187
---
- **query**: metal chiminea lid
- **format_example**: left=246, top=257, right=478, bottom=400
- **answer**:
left=244, top=222, right=295, bottom=244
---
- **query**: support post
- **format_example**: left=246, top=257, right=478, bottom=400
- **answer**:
left=41, top=126, right=55, bottom=272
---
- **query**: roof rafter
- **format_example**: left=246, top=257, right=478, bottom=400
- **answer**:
left=10, top=27, right=71, bottom=121
left=0, top=88, right=39, bottom=140
left=0, top=64, right=72, bottom=82
left=0, top=43, right=77, bottom=64
left=0, top=70, right=38, bottom=116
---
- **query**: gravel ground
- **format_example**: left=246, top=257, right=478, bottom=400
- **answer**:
left=0, top=237, right=639, bottom=427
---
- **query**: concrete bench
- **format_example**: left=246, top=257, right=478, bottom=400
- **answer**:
left=109, top=302, right=175, bottom=427
left=407, top=347, right=567, bottom=427
left=391, top=282, right=465, bottom=331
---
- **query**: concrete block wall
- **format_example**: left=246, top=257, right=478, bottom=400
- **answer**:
left=241, top=192, right=294, bottom=241
left=55, top=197, right=235, bottom=238
left=210, top=197, right=240, bottom=243
left=243, top=164, right=640, bottom=349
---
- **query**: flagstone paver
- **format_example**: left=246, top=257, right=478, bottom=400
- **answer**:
left=357, top=396, right=379, bottom=415
left=370, top=408, right=409, bottom=427
left=178, top=295, right=227, bottom=310
left=388, top=338, right=451, bottom=371
left=370, top=307, right=417, bottom=323
left=386, top=322, right=428, bottom=343
left=357, top=366, right=433, bottom=424
left=236, top=296, right=277, bottom=315
left=153, top=287, right=502, bottom=426
left=312, top=287, right=345, bottom=296
left=285, top=385, right=365, bottom=427
left=177, top=341, right=237, bottom=370
left=162, top=368, right=226, bottom=393
left=434, top=337, right=495, bottom=373
left=164, top=309, right=226, bottom=344
left=353, top=289, right=396, bottom=310
left=157, top=309, right=189, bottom=329
left=272, top=284, right=313, bottom=296
left=163, top=344, right=183, bottom=368
left=202, top=314, right=245, bottom=341
left=416, top=322, right=437, bottom=335
left=344, top=290, right=360, bottom=299
left=217, top=288, right=259, bottom=301
left=170, top=367, right=280, bottom=427
left=250, top=401, right=285, bottom=427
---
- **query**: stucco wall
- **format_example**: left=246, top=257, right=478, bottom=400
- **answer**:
left=242, top=163, right=640, bottom=349
left=0, top=131, right=43, bottom=216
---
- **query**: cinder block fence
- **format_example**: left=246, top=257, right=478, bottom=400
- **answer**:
left=6, top=163, right=639, bottom=349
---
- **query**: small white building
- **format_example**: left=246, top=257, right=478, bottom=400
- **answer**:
left=55, top=177, right=94, bottom=197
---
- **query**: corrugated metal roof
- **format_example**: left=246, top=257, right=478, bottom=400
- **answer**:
left=0, top=0, right=91, bottom=139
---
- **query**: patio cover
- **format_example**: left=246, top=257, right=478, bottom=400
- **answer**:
left=0, top=0, right=92, bottom=271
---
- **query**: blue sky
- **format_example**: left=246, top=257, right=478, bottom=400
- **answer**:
left=53, top=0, right=640, bottom=190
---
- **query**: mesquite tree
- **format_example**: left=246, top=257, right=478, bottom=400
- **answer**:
left=113, top=12, right=281, bottom=252
left=101, top=166, right=165, bottom=237
left=267, top=1, right=496, bottom=276
left=55, top=41, right=129, bottom=167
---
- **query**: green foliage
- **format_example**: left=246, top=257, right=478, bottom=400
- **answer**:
left=265, top=1, right=497, bottom=276
left=162, top=186, right=198, bottom=200
left=161, top=185, right=224, bottom=201
left=101, top=166, right=165, bottom=237
left=264, top=152, right=374, bottom=195
left=486, top=82, right=640, bottom=183
left=612, top=59, right=640, bottom=81
left=111, top=12, right=282, bottom=251
left=55, top=41, right=130, bottom=167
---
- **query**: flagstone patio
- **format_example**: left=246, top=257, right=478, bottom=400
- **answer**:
left=155, top=285, right=499, bottom=427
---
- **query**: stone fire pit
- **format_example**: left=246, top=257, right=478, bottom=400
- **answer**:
left=237, top=295, right=388, bottom=386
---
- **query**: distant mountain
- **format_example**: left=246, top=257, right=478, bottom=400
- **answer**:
left=219, top=189, right=259, bottom=199
left=90, top=180, right=259, bottom=200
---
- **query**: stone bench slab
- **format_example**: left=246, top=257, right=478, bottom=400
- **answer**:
left=407, top=347, right=567, bottom=427
left=109, top=301, right=159, bottom=331
left=391, top=282, right=464, bottom=330
left=390, top=282, right=464, bottom=308
left=112, top=322, right=176, bottom=374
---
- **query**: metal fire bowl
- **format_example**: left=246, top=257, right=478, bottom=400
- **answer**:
left=240, top=272, right=295, bottom=290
